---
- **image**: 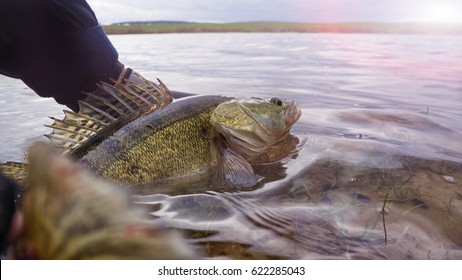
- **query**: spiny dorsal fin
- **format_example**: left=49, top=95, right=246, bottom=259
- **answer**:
left=45, top=111, right=108, bottom=155
left=46, top=77, right=173, bottom=157
left=78, top=76, right=172, bottom=123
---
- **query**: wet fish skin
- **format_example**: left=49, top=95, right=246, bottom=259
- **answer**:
left=79, top=95, right=301, bottom=187
left=211, top=97, right=302, bottom=159
left=0, top=78, right=173, bottom=184
left=79, top=95, right=232, bottom=184
left=1, top=92, right=301, bottom=189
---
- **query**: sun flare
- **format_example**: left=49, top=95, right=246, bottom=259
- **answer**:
left=420, top=3, right=461, bottom=23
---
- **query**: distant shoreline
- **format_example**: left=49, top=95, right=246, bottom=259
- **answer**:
left=103, top=21, right=462, bottom=35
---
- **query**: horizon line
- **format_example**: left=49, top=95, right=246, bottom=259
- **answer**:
left=105, top=20, right=462, bottom=25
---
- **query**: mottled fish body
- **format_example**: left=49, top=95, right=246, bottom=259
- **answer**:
left=80, top=95, right=232, bottom=184
left=1, top=79, right=301, bottom=189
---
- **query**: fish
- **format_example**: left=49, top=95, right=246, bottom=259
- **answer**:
left=1, top=79, right=301, bottom=189
left=13, top=142, right=195, bottom=259
left=48, top=76, right=173, bottom=158
left=79, top=95, right=301, bottom=188
left=0, top=77, right=172, bottom=181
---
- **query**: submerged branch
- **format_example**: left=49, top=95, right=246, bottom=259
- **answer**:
left=381, top=192, right=389, bottom=244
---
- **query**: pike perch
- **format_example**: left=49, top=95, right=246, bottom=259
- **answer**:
left=1, top=79, right=301, bottom=189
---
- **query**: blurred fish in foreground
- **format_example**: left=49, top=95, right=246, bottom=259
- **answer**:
left=13, top=142, right=195, bottom=259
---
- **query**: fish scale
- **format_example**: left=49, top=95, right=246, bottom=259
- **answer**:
left=1, top=80, right=301, bottom=190
left=80, top=95, right=231, bottom=184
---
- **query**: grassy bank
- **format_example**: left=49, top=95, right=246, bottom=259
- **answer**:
left=103, top=21, right=462, bottom=35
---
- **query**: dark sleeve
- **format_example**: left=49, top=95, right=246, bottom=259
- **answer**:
left=49, top=0, right=99, bottom=32
left=49, top=0, right=119, bottom=74
left=0, top=0, right=119, bottom=111
left=50, top=0, right=119, bottom=75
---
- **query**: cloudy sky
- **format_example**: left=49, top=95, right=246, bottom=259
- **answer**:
left=87, top=0, right=462, bottom=25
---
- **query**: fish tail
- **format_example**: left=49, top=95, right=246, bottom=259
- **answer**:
left=0, top=161, right=29, bottom=184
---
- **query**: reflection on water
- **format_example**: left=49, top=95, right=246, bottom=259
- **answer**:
left=1, top=33, right=461, bottom=259
left=133, top=153, right=462, bottom=259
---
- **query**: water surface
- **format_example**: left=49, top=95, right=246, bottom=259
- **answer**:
left=1, top=33, right=461, bottom=259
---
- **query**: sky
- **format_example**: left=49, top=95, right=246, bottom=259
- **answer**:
left=87, top=0, right=462, bottom=25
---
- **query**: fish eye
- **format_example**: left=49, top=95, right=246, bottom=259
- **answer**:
left=270, top=97, right=284, bottom=106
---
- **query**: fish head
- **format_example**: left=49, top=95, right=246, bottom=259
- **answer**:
left=211, top=97, right=301, bottom=158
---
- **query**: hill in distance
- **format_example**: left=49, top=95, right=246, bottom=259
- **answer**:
left=110, top=20, right=194, bottom=26
left=104, top=21, right=462, bottom=35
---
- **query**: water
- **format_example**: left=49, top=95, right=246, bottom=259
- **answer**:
left=1, top=33, right=461, bottom=259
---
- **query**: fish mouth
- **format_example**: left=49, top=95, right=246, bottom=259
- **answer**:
left=213, top=99, right=301, bottom=158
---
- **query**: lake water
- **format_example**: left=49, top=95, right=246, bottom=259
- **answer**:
left=1, top=33, right=461, bottom=259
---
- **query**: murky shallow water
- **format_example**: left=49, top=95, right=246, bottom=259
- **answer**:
left=1, top=33, right=461, bottom=259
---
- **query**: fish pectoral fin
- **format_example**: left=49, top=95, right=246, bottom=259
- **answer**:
left=213, top=148, right=261, bottom=189
left=0, top=161, right=28, bottom=184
